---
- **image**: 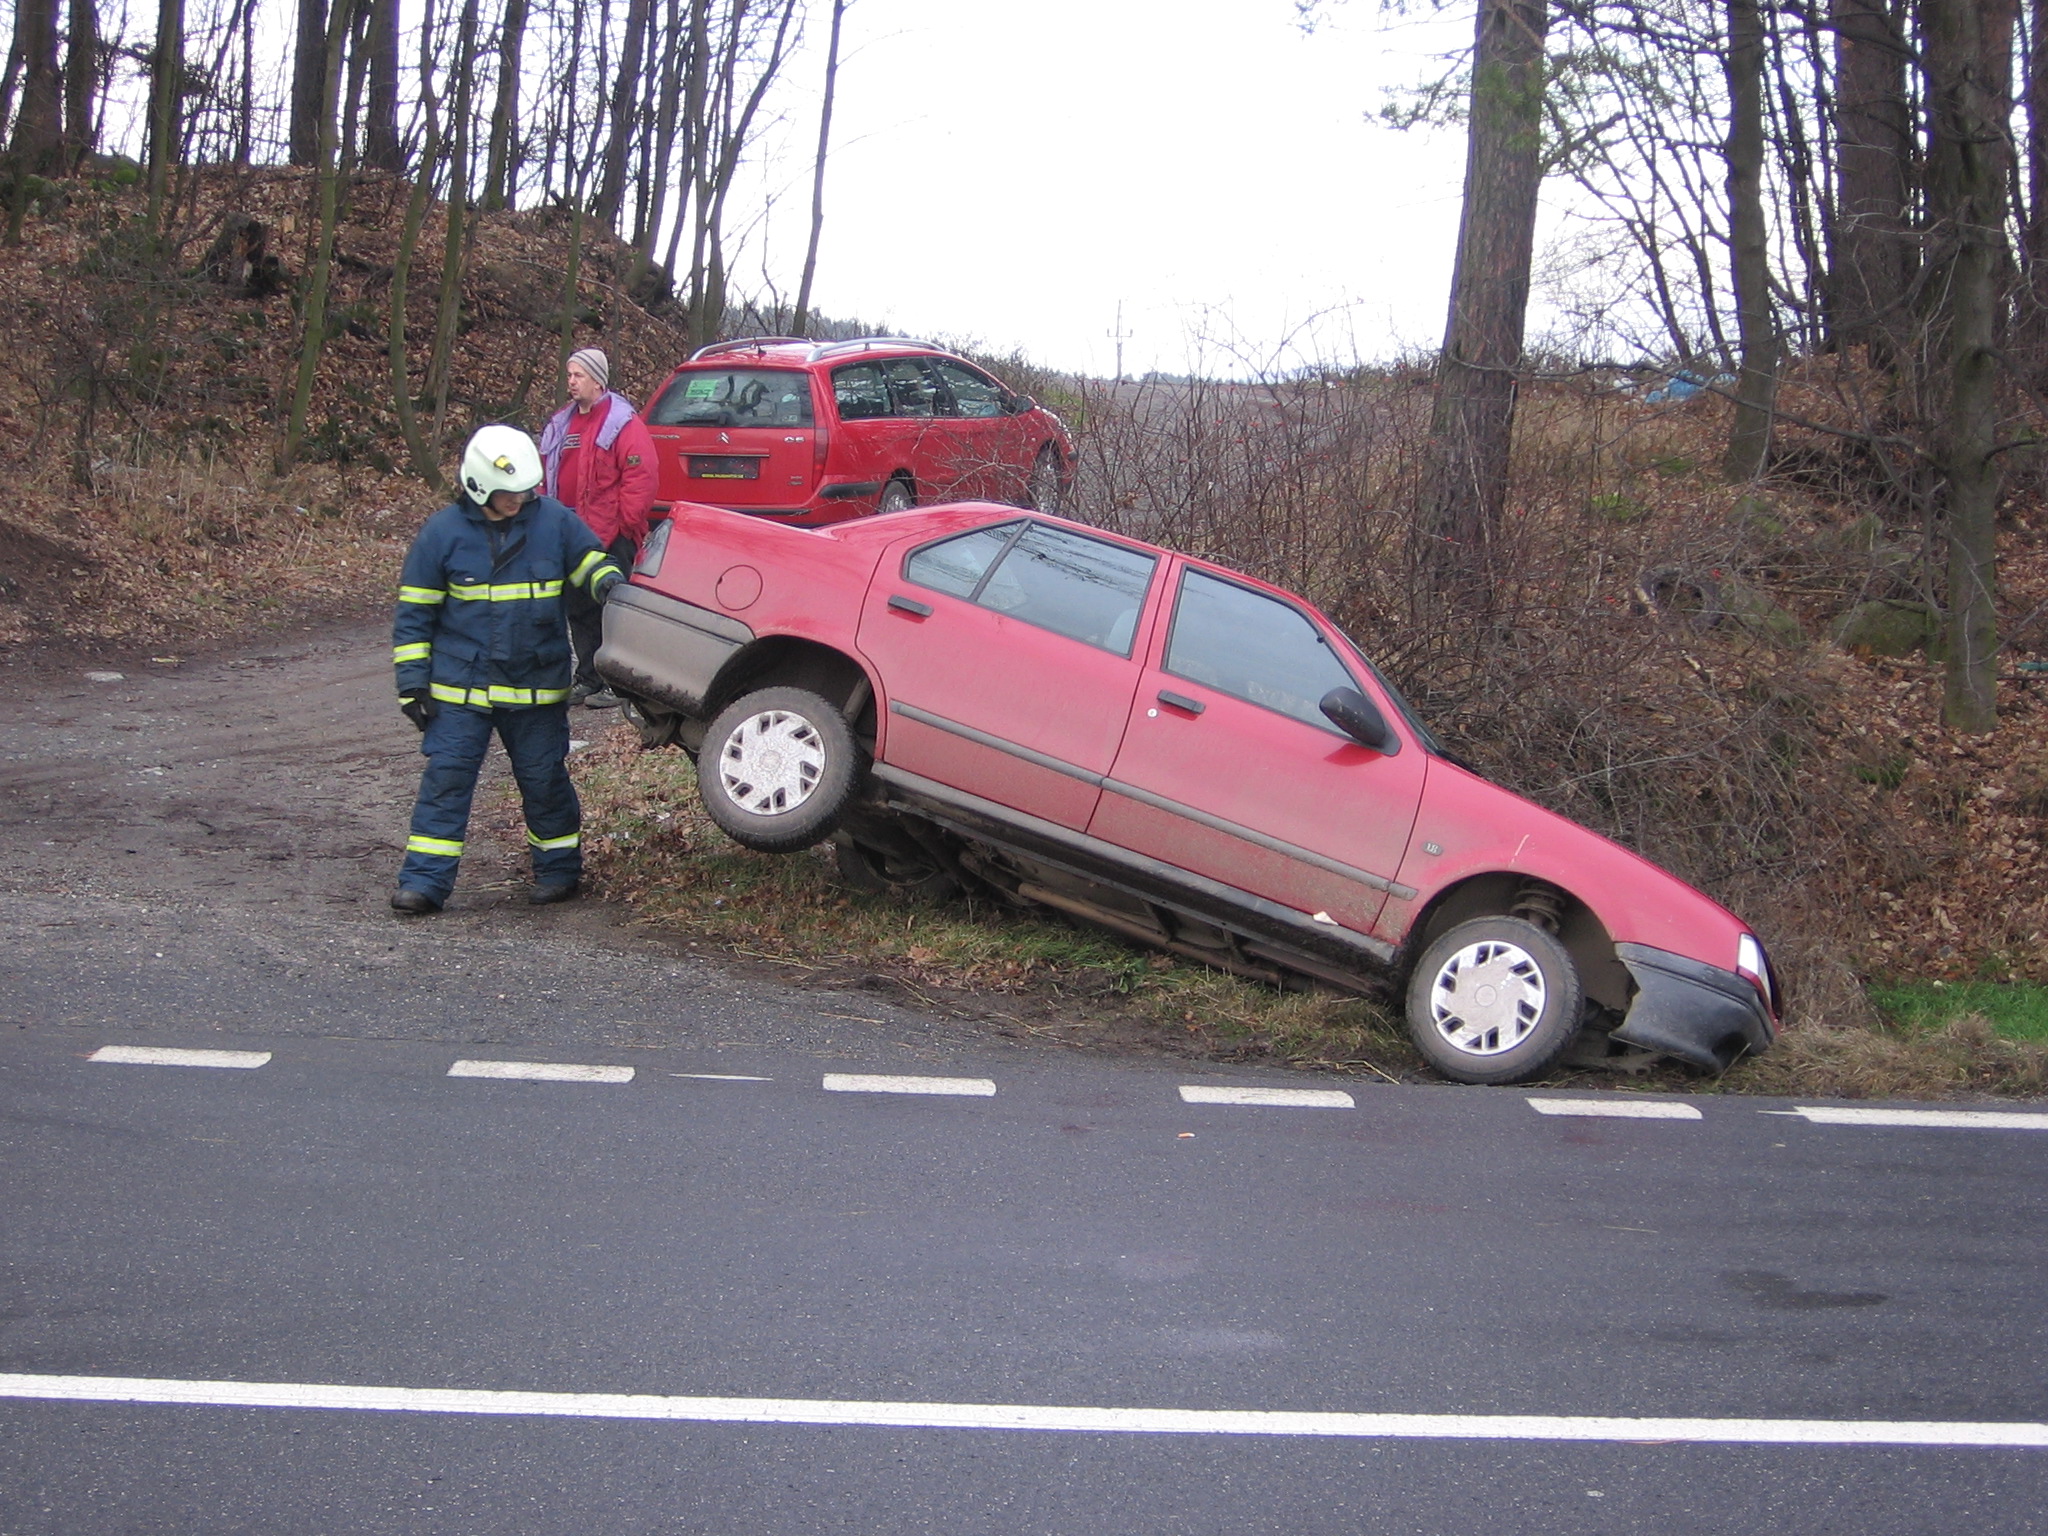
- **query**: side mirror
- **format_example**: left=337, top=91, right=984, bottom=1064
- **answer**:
left=1008, top=393, right=1037, bottom=414
left=1320, top=687, right=1398, bottom=754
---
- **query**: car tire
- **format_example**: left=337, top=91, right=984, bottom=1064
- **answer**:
left=1026, top=446, right=1063, bottom=515
left=833, top=835, right=961, bottom=903
left=697, top=686, right=861, bottom=853
left=878, top=478, right=916, bottom=515
left=1404, top=916, right=1585, bottom=1085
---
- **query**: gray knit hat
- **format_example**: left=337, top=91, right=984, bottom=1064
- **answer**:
left=567, top=347, right=610, bottom=388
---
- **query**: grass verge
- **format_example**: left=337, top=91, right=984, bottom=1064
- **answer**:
left=571, top=725, right=2048, bottom=1101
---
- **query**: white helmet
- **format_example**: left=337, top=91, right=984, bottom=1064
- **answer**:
left=460, top=424, right=544, bottom=503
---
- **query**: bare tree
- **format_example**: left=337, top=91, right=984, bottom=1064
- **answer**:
left=1421, top=0, right=1551, bottom=571
left=793, top=0, right=847, bottom=336
left=483, top=0, right=531, bottom=208
left=1722, top=0, right=1779, bottom=480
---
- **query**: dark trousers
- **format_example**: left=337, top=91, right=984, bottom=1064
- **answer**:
left=567, top=535, right=637, bottom=689
left=397, top=703, right=581, bottom=902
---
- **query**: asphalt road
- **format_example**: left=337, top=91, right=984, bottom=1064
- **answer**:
left=2, top=626, right=2045, bottom=1533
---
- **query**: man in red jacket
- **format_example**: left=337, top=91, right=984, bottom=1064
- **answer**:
left=540, top=347, right=658, bottom=707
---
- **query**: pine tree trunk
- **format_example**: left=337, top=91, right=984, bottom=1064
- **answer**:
left=144, top=0, right=184, bottom=233
left=483, top=0, right=529, bottom=208
left=1419, top=0, right=1549, bottom=577
left=594, top=0, right=652, bottom=230
left=1722, top=0, right=1779, bottom=482
left=289, top=0, right=330, bottom=167
left=279, top=0, right=357, bottom=474
left=1919, top=0, right=2014, bottom=733
left=1827, top=0, right=1913, bottom=361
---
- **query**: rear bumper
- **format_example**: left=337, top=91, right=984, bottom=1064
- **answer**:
left=1609, top=942, right=1777, bottom=1070
left=594, top=584, right=752, bottom=715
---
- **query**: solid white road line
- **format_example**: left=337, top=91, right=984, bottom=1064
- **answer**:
left=1786, top=1105, right=2048, bottom=1131
left=87, top=1046, right=272, bottom=1070
left=1178, top=1085, right=1356, bottom=1109
left=446, top=1060, right=634, bottom=1084
left=822, top=1074, right=996, bottom=1097
left=1528, top=1098, right=1703, bottom=1120
left=0, top=1373, right=2041, bottom=1448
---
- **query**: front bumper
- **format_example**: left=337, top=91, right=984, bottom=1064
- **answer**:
left=1608, top=942, right=1777, bottom=1070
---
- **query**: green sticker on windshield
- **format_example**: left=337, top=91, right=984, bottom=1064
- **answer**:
left=684, top=377, right=720, bottom=399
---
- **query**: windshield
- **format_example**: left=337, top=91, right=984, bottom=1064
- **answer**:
left=650, top=368, right=815, bottom=429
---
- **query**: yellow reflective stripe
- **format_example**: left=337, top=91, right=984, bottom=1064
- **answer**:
left=426, top=683, right=573, bottom=708
left=405, top=834, right=465, bottom=858
left=398, top=586, right=446, bottom=605
left=446, top=581, right=565, bottom=602
left=569, top=550, right=608, bottom=588
left=526, top=830, right=582, bottom=850
left=393, top=642, right=432, bottom=663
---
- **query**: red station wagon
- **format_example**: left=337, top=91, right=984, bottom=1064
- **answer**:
left=596, top=502, right=1779, bottom=1084
left=642, top=337, right=1075, bottom=525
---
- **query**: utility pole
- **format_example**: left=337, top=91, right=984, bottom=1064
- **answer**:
left=1106, top=300, right=1133, bottom=384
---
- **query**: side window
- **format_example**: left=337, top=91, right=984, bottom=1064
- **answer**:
left=978, top=525, right=1156, bottom=654
left=833, top=363, right=889, bottom=421
left=881, top=358, right=940, bottom=418
left=1165, top=570, right=1357, bottom=729
left=904, top=523, right=1023, bottom=599
left=931, top=361, right=1007, bottom=419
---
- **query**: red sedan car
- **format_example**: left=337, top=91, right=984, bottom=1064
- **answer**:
left=597, top=502, right=1778, bottom=1084
left=641, top=337, right=1075, bottom=525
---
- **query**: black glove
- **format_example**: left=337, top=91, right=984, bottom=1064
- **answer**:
left=400, top=688, right=439, bottom=732
left=593, top=568, right=624, bottom=603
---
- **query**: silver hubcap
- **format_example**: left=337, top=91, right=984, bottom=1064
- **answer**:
left=1426, top=939, right=1547, bottom=1057
left=717, top=709, right=825, bottom=816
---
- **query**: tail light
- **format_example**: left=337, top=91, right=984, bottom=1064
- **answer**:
left=811, top=420, right=830, bottom=487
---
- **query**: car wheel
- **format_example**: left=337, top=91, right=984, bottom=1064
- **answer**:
left=877, top=478, right=916, bottom=514
left=1404, top=916, right=1585, bottom=1085
left=697, top=686, right=860, bottom=853
left=1026, top=446, right=1062, bottom=514
left=833, top=835, right=961, bottom=903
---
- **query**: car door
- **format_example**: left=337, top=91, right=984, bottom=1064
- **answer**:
left=830, top=360, right=941, bottom=505
left=928, top=359, right=1024, bottom=502
left=1087, top=564, right=1428, bottom=937
left=856, top=519, right=1159, bottom=830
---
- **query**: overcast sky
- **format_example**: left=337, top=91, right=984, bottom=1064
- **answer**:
left=743, top=0, right=1477, bottom=379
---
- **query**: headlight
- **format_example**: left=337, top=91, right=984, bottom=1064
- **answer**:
left=1736, top=933, right=1774, bottom=1010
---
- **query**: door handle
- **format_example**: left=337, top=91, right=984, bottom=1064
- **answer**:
left=1157, top=689, right=1205, bottom=715
left=887, top=594, right=933, bottom=617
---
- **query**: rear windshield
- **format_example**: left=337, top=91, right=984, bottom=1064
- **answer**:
left=649, top=368, right=815, bottom=428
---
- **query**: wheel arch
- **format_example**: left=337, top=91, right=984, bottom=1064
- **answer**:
left=1398, top=873, right=1632, bottom=1018
left=706, top=636, right=881, bottom=744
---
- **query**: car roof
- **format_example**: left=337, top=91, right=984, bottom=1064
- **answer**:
left=673, top=336, right=962, bottom=372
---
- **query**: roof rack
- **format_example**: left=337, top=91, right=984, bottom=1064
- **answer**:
left=805, top=336, right=947, bottom=362
left=687, top=336, right=811, bottom=361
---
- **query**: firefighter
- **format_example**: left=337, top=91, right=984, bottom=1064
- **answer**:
left=389, top=424, right=624, bottom=914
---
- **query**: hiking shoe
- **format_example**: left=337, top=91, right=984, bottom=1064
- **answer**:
left=582, top=689, right=622, bottom=709
left=390, top=888, right=442, bottom=915
left=569, top=682, right=599, bottom=705
left=530, top=879, right=582, bottom=906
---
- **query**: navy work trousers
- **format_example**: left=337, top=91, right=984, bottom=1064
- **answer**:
left=397, top=702, right=581, bottom=903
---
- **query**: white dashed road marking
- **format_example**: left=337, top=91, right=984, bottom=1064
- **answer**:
left=1780, top=1105, right=2048, bottom=1131
left=0, top=1373, right=2041, bottom=1448
left=671, top=1073, right=774, bottom=1082
left=1528, top=1098, right=1703, bottom=1120
left=447, top=1060, right=635, bottom=1084
left=822, top=1074, right=996, bottom=1097
left=88, top=1047, right=272, bottom=1070
left=1178, top=1086, right=1356, bottom=1109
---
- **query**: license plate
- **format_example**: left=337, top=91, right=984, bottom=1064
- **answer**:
left=688, top=455, right=762, bottom=480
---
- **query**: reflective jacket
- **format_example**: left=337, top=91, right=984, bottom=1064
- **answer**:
left=392, top=494, right=621, bottom=709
